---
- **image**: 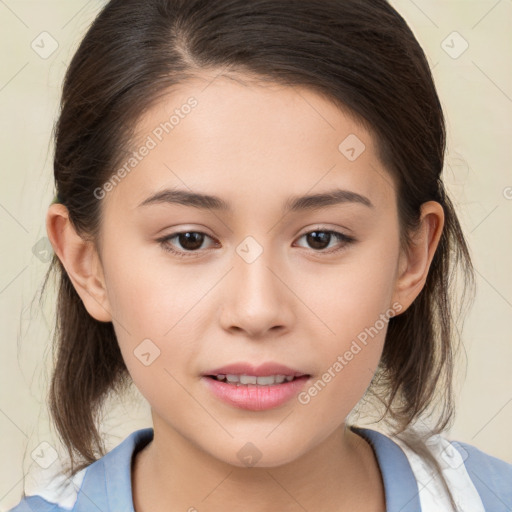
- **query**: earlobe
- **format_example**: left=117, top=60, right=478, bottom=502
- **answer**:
left=392, top=201, right=444, bottom=312
left=46, top=204, right=112, bottom=322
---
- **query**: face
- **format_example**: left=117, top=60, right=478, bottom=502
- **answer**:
left=94, top=74, right=405, bottom=467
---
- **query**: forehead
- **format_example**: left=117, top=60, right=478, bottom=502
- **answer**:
left=105, top=73, right=396, bottom=216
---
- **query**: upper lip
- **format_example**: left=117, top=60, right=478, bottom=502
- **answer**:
left=203, top=362, right=310, bottom=378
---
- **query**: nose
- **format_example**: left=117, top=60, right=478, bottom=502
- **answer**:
left=219, top=246, right=295, bottom=339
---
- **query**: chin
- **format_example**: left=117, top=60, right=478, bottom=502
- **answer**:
left=205, top=436, right=310, bottom=469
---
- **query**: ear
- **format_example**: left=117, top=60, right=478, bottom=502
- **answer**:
left=46, top=203, right=112, bottom=322
left=391, top=201, right=444, bottom=313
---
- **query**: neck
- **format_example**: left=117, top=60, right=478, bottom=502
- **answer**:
left=131, top=417, right=385, bottom=512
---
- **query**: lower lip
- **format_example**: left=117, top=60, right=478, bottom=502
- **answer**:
left=202, top=375, right=310, bottom=411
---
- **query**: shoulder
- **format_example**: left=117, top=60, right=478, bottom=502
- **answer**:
left=6, top=464, right=89, bottom=512
left=8, top=495, right=66, bottom=512
left=394, top=429, right=512, bottom=511
left=352, top=425, right=511, bottom=511
left=7, top=428, right=154, bottom=512
left=453, top=439, right=512, bottom=508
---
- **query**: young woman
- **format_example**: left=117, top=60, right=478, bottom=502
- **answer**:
left=9, top=0, right=512, bottom=511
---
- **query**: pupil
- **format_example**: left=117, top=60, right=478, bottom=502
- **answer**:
left=179, top=232, right=203, bottom=250
left=307, top=231, right=330, bottom=250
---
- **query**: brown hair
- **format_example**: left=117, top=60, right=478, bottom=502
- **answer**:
left=41, top=0, right=474, bottom=506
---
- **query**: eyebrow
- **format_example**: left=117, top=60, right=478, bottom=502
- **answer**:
left=138, top=188, right=374, bottom=212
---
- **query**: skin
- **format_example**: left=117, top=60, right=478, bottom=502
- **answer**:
left=47, top=72, right=444, bottom=512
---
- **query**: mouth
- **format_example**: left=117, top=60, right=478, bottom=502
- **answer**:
left=202, top=362, right=311, bottom=387
left=201, top=369, right=312, bottom=411
left=205, top=374, right=310, bottom=386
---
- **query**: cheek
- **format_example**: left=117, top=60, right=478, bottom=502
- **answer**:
left=102, top=241, right=212, bottom=337
left=110, top=285, right=200, bottom=422
left=296, top=237, right=399, bottom=344
left=100, top=245, right=211, bottom=401
left=292, top=239, right=400, bottom=406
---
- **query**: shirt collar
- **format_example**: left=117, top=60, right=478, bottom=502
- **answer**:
left=351, top=426, right=421, bottom=512
left=75, top=427, right=153, bottom=512
left=75, top=426, right=420, bottom=512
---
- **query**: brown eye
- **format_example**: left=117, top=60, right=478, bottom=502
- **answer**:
left=157, top=228, right=355, bottom=259
left=157, top=231, right=218, bottom=257
left=305, top=231, right=332, bottom=250
left=173, top=232, right=205, bottom=251
left=295, top=229, right=356, bottom=254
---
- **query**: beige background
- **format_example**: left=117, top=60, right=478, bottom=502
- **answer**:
left=1, top=1, right=511, bottom=509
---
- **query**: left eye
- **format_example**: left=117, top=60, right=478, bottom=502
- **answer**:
left=294, top=229, right=355, bottom=252
left=157, top=229, right=355, bottom=257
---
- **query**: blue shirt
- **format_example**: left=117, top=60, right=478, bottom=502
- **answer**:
left=8, top=427, right=512, bottom=511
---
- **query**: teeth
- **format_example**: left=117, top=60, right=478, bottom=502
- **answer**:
left=216, top=374, right=298, bottom=385
left=240, top=375, right=258, bottom=385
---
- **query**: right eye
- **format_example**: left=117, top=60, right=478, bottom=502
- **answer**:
left=157, top=231, right=220, bottom=257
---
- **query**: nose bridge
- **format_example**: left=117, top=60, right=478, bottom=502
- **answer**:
left=219, top=235, right=293, bottom=336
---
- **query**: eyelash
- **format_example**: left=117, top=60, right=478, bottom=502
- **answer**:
left=156, top=227, right=356, bottom=258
